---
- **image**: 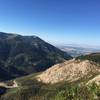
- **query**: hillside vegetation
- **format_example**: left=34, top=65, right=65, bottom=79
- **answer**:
left=0, top=32, right=72, bottom=81
left=76, top=53, right=100, bottom=64
left=1, top=73, right=100, bottom=100
left=0, top=54, right=100, bottom=100
left=0, top=38, right=100, bottom=100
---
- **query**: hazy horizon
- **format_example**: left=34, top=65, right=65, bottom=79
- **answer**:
left=0, top=0, right=100, bottom=46
left=1, top=31, right=100, bottom=49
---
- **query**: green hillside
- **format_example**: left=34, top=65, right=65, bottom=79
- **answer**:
left=76, top=53, right=100, bottom=64
left=0, top=32, right=72, bottom=80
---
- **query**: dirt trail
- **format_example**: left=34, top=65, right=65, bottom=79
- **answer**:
left=0, top=80, right=18, bottom=89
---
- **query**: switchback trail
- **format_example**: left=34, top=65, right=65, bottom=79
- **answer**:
left=0, top=80, right=18, bottom=89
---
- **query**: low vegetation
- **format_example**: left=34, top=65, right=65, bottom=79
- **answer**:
left=55, top=83, right=100, bottom=100
left=0, top=53, right=100, bottom=100
left=0, top=73, right=100, bottom=100
left=76, top=53, right=100, bottom=64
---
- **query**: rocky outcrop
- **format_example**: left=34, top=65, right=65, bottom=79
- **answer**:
left=36, top=59, right=100, bottom=84
left=87, top=75, right=100, bottom=85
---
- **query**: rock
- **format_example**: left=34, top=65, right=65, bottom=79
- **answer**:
left=36, top=59, right=100, bottom=84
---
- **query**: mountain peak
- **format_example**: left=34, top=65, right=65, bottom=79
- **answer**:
left=0, top=32, right=72, bottom=81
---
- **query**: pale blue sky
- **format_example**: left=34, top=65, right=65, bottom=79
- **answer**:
left=0, top=0, right=100, bottom=46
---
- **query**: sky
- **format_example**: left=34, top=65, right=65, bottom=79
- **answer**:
left=0, top=0, right=100, bottom=46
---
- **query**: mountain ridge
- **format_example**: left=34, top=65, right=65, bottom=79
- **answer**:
left=0, top=32, right=72, bottom=81
left=36, top=56, right=100, bottom=84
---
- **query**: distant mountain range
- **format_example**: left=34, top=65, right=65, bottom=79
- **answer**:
left=0, top=32, right=72, bottom=81
left=56, top=44, right=100, bottom=57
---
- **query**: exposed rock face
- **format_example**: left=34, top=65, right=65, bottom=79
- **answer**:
left=36, top=59, right=100, bottom=84
left=87, top=75, right=100, bottom=85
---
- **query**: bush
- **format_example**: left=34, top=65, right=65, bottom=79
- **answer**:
left=55, top=83, right=100, bottom=100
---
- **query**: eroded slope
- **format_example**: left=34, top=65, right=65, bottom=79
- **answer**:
left=36, top=59, right=100, bottom=84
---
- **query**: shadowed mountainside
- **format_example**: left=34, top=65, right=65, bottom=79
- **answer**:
left=0, top=32, right=72, bottom=81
